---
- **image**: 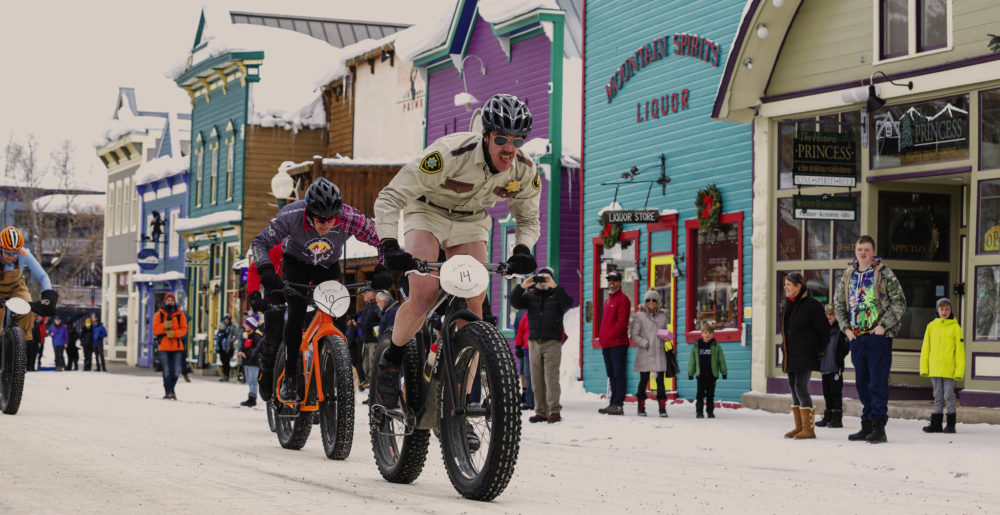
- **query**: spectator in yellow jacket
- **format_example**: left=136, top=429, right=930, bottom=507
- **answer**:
left=919, top=298, right=964, bottom=434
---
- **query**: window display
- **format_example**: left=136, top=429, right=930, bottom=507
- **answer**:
left=978, top=179, right=1000, bottom=255
left=692, top=224, right=739, bottom=331
left=975, top=265, right=1000, bottom=341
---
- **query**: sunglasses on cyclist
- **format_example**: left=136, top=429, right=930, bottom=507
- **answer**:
left=492, top=135, right=525, bottom=148
left=1, top=249, right=18, bottom=257
left=312, top=215, right=339, bottom=225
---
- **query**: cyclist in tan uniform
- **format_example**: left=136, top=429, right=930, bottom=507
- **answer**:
left=373, top=94, right=541, bottom=408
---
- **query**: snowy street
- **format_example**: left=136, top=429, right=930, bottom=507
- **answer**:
left=1, top=368, right=998, bottom=513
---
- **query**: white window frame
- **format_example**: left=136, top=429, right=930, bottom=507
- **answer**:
left=872, top=0, right=953, bottom=65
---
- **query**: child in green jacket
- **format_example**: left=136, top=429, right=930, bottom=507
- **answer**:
left=688, top=322, right=727, bottom=418
left=920, top=298, right=965, bottom=434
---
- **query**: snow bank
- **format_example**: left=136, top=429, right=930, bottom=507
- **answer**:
left=173, top=210, right=241, bottom=233
left=134, top=155, right=189, bottom=186
left=31, top=193, right=105, bottom=215
left=478, top=0, right=559, bottom=24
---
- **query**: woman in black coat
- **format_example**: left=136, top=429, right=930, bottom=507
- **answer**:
left=780, top=272, right=829, bottom=440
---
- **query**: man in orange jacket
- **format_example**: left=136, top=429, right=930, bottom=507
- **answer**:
left=152, top=292, right=188, bottom=399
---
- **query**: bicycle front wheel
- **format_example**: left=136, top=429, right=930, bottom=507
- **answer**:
left=273, top=348, right=312, bottom=449
left=319, top=336, right=354, bottom=460
left=0, top=326, right=27, bottom=415
left=438, top=321, right=521, bottom=501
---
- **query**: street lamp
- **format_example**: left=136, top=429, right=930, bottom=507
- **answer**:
left=271, top=161, right=296, bottom=208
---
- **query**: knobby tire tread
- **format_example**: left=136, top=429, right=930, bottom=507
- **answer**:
left=274, top=349, right=312, bottom=450
left=1, top=327, right=27, bottom=415
left=319, top=336, right=355, bottom=460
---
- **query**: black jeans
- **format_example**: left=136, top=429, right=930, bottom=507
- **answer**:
left=787, top=370, right=813, bottom=408
left=66, top=345, right=79, bottom=370
left=53, top=346, right=66, bottom=369
left=93, top=343, right=106, bottom=371
left=218, top=349, right=234, bottom=378
left=696, top=376, right=716, bottom=415
left=636, top=371, right=666, bottom=400
left=281, top=257, right=341, bottom=378
left=821, top=372, right=843, bottom=411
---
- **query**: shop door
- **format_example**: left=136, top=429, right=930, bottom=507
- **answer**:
left=874, top=185, right=962, bottom=388
left=648, top=255, right=677, bottom=392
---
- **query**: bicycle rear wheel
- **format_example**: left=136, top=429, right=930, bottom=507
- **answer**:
left=0, top=326, right=26, bottom=415
left=369, top=332, right=430, bottom=484
left=319, top=336, right=354, bottom=460
left=438, top=321, right=521, bottom=501
left=273, top=348, right=312, bottom=449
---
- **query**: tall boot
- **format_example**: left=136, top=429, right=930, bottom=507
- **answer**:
left=637, top=399, right=647, bottom=416
left=784, top=406, right=802, bottom=438
left=658, top=398, right=668, bottom=418
left=848, top=419, right=873, bottom=441
left=866, top=417, right=888, bottom=444
left=794, top=407, right=816, bottom=439
left=922, top=413, right=944, bottom=433
left=815, top=409, right=832, bottom=427
left=827, top=409, right=843, bottom=428
left=943, top=413, right=957, bottom=434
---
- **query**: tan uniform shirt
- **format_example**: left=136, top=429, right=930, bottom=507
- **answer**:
left=374, top=131, right=542, bottom=248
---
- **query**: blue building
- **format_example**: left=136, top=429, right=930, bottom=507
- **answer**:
left=582, top=1, right=751, bottom=404
left=133, top=113, right=189, bottom=368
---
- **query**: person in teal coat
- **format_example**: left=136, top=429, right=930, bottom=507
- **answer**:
left=920, top=298, right=965, bottom=434
left=688, top=322, right=727, bottom=418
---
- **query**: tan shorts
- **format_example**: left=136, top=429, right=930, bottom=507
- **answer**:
left=403, top=203, right=491, bottom=248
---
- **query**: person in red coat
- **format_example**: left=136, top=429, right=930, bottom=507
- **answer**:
left=598, top=270, right=631, bottom=415
left=246, top=244, right=283, bottom=401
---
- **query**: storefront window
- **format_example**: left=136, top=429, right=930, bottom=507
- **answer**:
left=979, top=179, right=1000, bottom=255
left=833, top=194, right=861, bottom=259
left=871, top=94, right=969, bottom=169
left=692, top=223, right=739, bottom=331
left=806, top=269, right=831, bottom=305
left=805, top=219, right=831, bottom=260
left=975, top=265, right=1000, bottom=341
left=893, top=269, right=950, bottom=340
left=877, top=191, right=950, bottom=261
left=777, top=197, right=801, bottom=261
left=779, top=112, right=861, bottom=190
left=983, top=89, right=1000, bottom=170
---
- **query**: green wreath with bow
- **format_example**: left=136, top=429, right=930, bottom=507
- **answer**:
left=598, top=213, right=622, bottom=249
left=695, top=184, right=722, bottom=233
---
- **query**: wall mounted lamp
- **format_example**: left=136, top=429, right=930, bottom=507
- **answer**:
left=451, top=54, right=487, bottom=111
left=865, top=70, right=913, bottom=113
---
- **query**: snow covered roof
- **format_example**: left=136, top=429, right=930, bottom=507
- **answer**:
left=285, top=154, right=408, bottom=174
left=478, top=0, right=559, bottom=24
left=32, top=193, right=105, bottom=215
left=134, top=155, right=190, bottom=186
left=394, top=3, right=456, bottom=62
left=168, top=7, right=346, bottom=133
left=93, top=87, right=189, bottom=149
left=174, top=210, right=242, bottom=233
left=132, top=271, right=186, bottom=284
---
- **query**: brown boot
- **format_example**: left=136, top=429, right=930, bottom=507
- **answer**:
left=784, top=406, right=802, bottom=438
left=794, top=407, right=816, bottom=439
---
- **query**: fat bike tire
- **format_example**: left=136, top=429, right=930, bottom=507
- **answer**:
left=438, top=321, right=521, bottom=501
left=369, top=333, right=430, bottom=484
left=0, top=326, right=27, bottom=415
left=319, top=336, right=354, bottom=460
left=273, top=348, right=312, bottom=449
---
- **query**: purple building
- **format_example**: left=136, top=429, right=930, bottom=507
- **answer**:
left=400, top=0, right=582, bottom=339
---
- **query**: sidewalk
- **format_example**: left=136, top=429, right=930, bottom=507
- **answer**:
left=743, top=391, right=1000, bottom=425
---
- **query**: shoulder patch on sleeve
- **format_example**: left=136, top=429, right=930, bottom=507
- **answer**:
left=419, top=151, right=444, bottom=174
left=531, top=173, right=541, bottom=190
left=516, top=154, right=533, bottom=166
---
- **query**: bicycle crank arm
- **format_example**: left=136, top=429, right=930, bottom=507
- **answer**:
left=370, top=404, right=416, bottom=436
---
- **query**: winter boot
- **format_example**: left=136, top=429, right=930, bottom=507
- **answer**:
left=866, top=417, right=888, bottom=444
left=784, top=406, right=802, bottom=439
left=598, top=404, right=612, bottom=414
left=794, top=407, right=816, bottom=439
left=815, top=409, right=832, bottom=427
left=922, top=413, right=944, bottom=433
left=943, top=413, right=957, bottom=433
left=637, top=399, right=647, bottom=416
left=658, top=399, right=668, bottom=418
left=240, top=394, right=257, bottom=407
left=606, top=405, right=624, bottom=415
left=827, top=409, right=843, bottom=428
left=848, top=419, right=873, bottom=441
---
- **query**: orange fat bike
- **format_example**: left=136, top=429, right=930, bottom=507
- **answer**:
left=270, top=279, right=360, bottom=459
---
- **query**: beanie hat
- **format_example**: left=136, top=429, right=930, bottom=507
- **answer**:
left=164, top=292, right=176, bottom=303
left=643, top=289, right=660, bottom=302
left=936, top=298, right=952, bottom=308
left=243, top=316, right=259, bottom=330
left=538, top=266, right=555, bottom=276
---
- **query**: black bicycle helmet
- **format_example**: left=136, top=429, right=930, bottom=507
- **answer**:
left=305, top=177, right=343, bottom=218
left=481, top=94, right=532, bottom=137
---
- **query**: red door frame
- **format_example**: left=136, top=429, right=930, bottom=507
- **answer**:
left=684, top=212, right=744, bottom=343
left=591, top=229, right=640, bottom=349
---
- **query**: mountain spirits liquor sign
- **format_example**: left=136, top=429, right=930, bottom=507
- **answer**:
left=792, top=131, right=857, bottom=187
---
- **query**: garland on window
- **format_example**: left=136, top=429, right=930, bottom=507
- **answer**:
left=695, top=184, right=723, bottom=233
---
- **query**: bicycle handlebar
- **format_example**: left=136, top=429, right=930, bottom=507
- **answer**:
left=406, top=259, right=516, bottom=277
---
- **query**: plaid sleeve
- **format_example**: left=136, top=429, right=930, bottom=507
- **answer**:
left=340, top=205, right=384, bottom=264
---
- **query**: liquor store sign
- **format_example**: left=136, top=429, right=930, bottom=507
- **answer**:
left=793, top=195, right=857, bottom=221
left=602, top=210, right=660, bottom=224
left=792, top=131, right=857, bottom=187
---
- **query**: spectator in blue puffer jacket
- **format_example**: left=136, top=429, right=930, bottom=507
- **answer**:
left=50, top=315, right=69, bottom=371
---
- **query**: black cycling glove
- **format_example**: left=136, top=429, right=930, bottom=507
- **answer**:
left=30, top=289, right=59, bottom=317
left=380, top=239, right=417, bottom=272
left=371, top=264, right=394, bottom=290
left=505, top=244, right=537, bottom=275
left=257, top=263, right=284, bottom=292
